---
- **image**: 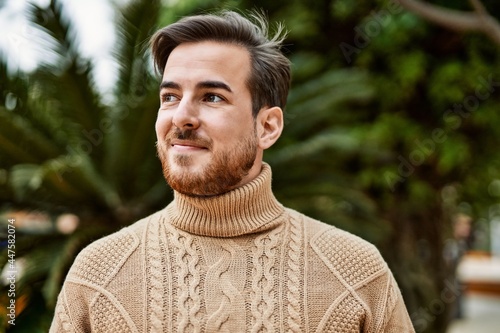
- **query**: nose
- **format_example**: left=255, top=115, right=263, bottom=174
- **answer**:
left=172, top=99, right=200, bottom=130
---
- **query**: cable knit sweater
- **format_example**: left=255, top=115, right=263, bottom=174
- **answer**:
left=50, top=164, right=415, bottom=332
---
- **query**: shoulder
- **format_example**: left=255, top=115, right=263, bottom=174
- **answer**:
left=288, top=209, right=388, bottom=286
left=67, top=225, right=140, bottom=286
left=66, top=210, right=164, bottom=286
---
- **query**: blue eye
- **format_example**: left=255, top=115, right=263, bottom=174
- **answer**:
left=162, top=94, right=179, bottom=103
left=204, top=94, right=224, bottom=103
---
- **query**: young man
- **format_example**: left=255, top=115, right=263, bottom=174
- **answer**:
left=50, top=11, right=415, bottom=332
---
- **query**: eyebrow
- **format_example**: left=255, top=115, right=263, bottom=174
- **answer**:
left=197, top=80, right=232, bottom=93
left=159, top=80, right=232, bottom=93
left=159, top=81, right=180, bottom=91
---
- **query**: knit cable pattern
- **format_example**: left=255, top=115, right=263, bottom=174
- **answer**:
left=146, top=219, right=165, bottom=333
left=54, top=296, right=72, bottom=332
left=170, top=231, right=202, bottom=332
left=378, top=276, right=398, bottom=332
left=250, top=224, right=283, bottom=333
left=205, top=241, right=246, bottom=332
left=286, top=214, right=303, bottom=332
left=49, top=165, right=415, bottom=333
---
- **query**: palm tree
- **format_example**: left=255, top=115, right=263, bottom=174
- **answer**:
left=0, top=0, right=165, bottom=330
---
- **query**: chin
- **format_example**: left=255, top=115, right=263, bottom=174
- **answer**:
left=169, top=157, right=206, bottom=176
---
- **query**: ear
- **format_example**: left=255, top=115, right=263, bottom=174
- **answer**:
left=256, top=106, right=284, bottom=150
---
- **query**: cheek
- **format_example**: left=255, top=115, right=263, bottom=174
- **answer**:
left=214, top=122, right=255, bottom=148
left=155, top=112, right=172, bottom=139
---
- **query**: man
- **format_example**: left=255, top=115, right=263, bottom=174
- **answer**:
left=50, top=10, right=415, bottom=332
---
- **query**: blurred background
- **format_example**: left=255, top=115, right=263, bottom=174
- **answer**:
left=1, top=0, right=500, bottom=332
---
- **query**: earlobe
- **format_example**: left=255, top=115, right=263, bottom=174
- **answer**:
left=257, top=106, right=284, bottom=150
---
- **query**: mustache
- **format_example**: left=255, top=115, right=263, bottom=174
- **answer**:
left=164, top=128, right=213, bottom=149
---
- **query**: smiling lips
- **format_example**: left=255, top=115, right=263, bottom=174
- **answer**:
left=164, top=128, right=213, bottom=152
left=170, top=139, right=209, bottom=151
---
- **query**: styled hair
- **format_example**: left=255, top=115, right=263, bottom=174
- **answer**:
left=150, top=10, right=291, bottom=117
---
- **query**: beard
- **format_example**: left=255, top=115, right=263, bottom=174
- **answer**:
left=157, top=127, right=258, bottom=197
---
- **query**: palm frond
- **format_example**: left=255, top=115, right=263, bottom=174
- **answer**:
left=284, top=68, right=375, bottom=136
left=28, top=1, right=107, bottom=154
left=104, top=0, right=163, bottom=199
left=0, top=108, right=62, bottom=166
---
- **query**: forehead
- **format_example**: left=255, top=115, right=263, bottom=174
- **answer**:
left=163, top=41, right=251, bottom=87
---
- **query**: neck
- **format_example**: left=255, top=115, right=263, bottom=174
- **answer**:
left=165, top=163, right=285, bottom=237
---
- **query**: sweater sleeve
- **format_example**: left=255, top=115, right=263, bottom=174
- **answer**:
left=49, top=279, right=92, bottom=333
left=50, top=289, right=72, bottom=332
left=378, top=274, right=415, bottom=333
left=49, top=226, right=141, bottom=333
left=310, top=225, right=415, bottom=332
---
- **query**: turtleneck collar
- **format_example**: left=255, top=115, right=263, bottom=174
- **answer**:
left=164, top=163, right=285, bottom=237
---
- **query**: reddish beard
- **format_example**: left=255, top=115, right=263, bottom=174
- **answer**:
left=157, top=128, right=258, bottom=197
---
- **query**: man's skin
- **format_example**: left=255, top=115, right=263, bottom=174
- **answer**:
left=155, top=40, right=284, bottom=197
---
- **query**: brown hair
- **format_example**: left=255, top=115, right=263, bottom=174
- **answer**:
left=150, top=10, right=291, bottom=117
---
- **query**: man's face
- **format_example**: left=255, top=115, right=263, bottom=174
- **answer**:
left=155, top=41, right=262, bottom=196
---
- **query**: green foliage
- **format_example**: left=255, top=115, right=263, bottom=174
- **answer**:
left=1, top=0, right=167, bottom=331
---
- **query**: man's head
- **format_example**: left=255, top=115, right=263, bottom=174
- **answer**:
left=151, top=11, right=291, bottom=197
left=151, top=10, right=291, bottom=117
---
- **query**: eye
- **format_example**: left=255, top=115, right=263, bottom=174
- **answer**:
left=161, top=93, right=179, bottom=103
left=203, top=94, right=224, bottom=103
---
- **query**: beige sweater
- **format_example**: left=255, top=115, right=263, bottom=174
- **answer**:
left=50, top=164, right=415, bottom=332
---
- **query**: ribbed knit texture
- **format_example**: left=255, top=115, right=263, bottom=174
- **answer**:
left=50, top=164, right=415, bottom=333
